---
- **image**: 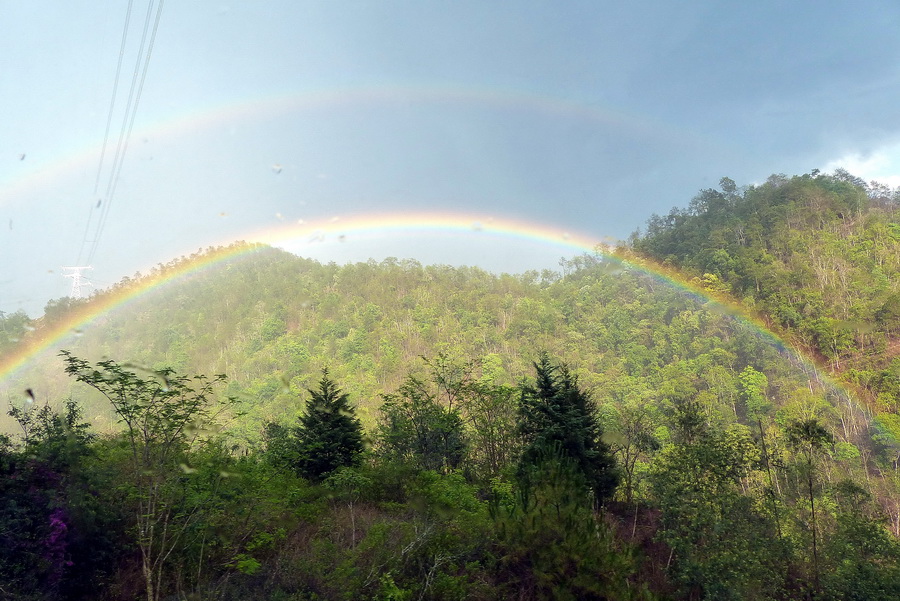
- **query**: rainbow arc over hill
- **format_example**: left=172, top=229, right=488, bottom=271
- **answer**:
left=0, top=84, right=708, bottom=205
left=0, top=211, right=853, bottom=408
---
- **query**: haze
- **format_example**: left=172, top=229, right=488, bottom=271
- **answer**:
left=2, top=0, right=900, bottom=315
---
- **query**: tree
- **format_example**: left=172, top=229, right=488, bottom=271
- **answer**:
left=606, top=403, right=660, bottom=504
left=738, top=366, right=770, bottom=419
left=786, top=418, right=833, bottom=593
left=0, top=399, right=121, bottom=601
left=463, top=380, right=520, bottom=481
left=60, top=351, right=234, bottom=601
left=378, top=375, right=468, bottom=473
left=517, top=354, right=619, bottom=503
left=493, top=450, right=648, bottom=601
left=821, top=480, right=900, bottom=601
left=0, top=309, right=32, bottom=354
left=419, top=352, right=521, bottom=480
left=292, top=369, right=365, bottom=481
left=649, top=423, right=784, bottom=600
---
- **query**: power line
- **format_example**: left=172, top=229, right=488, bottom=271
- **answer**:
left=74, top=203, right=97, bottom=267
left=76, top=0, right=135, bottom=266
left=88, top=0, right=165, bottom=265
left=91, top=0, right=165, bottom=264
left=78, top=0, right=165, bottom=269
left=92, top=0, right=135, bottom=198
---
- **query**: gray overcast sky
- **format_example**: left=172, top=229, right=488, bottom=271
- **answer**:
left=3, top=1, right=900, bottom=316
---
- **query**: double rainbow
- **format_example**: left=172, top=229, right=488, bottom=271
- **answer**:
left=0, top=86, right=841, bottom=406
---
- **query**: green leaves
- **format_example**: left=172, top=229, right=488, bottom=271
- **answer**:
left=60, top=350, right=231, bottom=459
left=649, top=424, right=781, bottom=600
left=786, top=418, right=833, bottom=455
left=518, top=354, right=619, bottom=503
left=378, top=375, right=468, bottom=473
left=59, top=351, right=236, bottom=601
left=738, top=366, right=770, bottom=419
left=291, top=370, right=365, bottom=481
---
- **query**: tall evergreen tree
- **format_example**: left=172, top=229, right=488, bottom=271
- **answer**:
left=294, top=370, right=365, bottom=481
left=517, top=354, right=619, bottom=502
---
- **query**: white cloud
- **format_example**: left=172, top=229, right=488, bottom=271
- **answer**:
left=822, top=142, right=900, bottom=188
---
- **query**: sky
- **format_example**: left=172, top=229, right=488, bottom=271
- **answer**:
left=2, top=0, right=900, bottom=316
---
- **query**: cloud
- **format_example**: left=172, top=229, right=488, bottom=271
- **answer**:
left=822, top=141, right=900, bottom=188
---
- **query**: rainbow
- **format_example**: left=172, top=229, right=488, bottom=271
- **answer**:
left=1, top=211, right=601, bottom=383
left=0, top=211, right=853, bottom=413
left=1, top=84, right=710, bottom=206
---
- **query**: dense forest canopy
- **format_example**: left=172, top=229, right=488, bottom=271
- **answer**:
left=2, top=170, right=900, bottom=599
left=630, top=170, right=900, bottom=403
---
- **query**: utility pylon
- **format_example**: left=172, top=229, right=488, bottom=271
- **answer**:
left=62, top=266, right=94, bottom=299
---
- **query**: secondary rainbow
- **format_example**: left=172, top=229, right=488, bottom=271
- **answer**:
left=0, top=211, right=852, bottom=413
left=1, top=84, right=710, bottom=206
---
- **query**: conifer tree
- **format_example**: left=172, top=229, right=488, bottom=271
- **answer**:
left=517, top=354, right=619, bottom=502
left=294, top=370, right=365, bottom=481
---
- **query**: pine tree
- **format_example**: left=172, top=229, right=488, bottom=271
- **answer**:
left=294, top=370, right=365, bottom=481
left=518, top=354, right=619, bottom=502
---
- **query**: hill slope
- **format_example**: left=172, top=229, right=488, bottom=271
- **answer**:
left=630, top=170, right=900, bottom=409
left=2, top=243, right=842, bottom=439
left=3, top=174, right=900, bottom=599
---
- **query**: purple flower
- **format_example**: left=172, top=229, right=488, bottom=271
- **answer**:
left=42, top=507, right=71, bottom=588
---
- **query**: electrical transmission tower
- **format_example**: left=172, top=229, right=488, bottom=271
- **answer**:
left=62, top=266, right=94, bottom=299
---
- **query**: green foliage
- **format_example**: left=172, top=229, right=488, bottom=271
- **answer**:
left=603, top=402, right=661, bottom=504
left=461, top=378, right=520, bottom=481
left=493, top=452, right=649, bottom=600
left=4, top=182, right=900, bottom=599
left=632, top=172, right=900, bottom=396
left=738, top=366, right=770, bottom=419
left=378, top=375, right=468, bottom=473
left=821, top=510, right=900, bottom=601
left=649, top=422, right=783, bottom=600
left=291, top=370, right=365, bottom=481
left=518, top=354, right=619, bottom=503
left=0, top=400, right=125, bottom=601
left=0, top=309, right=32, bottom=355
left=1, top=337, right=898, bottom=600
left=785, top=418, right=835, bottom=593
left=60, top=351, right=236, bottom=601
left=786, top=418, right=834, bottom=457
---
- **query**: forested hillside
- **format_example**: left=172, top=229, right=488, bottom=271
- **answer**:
left=630, top=170, right=900, bottom=408
left=2, top=171, right=900, bottom=599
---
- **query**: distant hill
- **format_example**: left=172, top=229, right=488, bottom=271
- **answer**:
left=2, top=241, right=826, bottom=437
left=2, top=171, right=898, bottom=523
left=630, top=170, right=900, bottom=411
left=4, top=173, right=900, bottom=599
